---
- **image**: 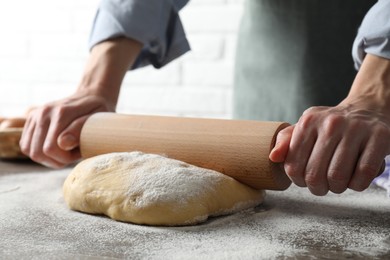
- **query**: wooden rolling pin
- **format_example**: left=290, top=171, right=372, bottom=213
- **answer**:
left=80, top=113, right=292, bottom=190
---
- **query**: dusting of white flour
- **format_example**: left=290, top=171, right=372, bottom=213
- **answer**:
left=84, top=152, right=224, bottom=208
left=65, top=152, right=263, bottom=226
left=1, top=160, right=390, bottom=259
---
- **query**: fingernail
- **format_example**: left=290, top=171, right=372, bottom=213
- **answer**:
left=60, top=134, right=77, bottom=151
left=270, top=142, right=280, bottom=153
left=269, top=148, right=275, bottom=157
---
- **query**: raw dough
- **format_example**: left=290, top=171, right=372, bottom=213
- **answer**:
left=63, top=151, right=264, bottom=226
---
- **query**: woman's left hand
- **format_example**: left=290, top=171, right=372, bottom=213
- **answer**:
left=269, top=54, right=390, bottom=195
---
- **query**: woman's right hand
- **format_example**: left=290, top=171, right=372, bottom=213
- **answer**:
left=20, top=91, right=113, bottom=168
left=20, top=37, right=143, bottom=168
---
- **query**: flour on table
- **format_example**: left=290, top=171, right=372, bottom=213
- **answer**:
left=63, top=151, right=264, bottom=226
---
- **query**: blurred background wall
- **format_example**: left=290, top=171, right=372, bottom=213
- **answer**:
left=0, top=0, right=243, bottom=118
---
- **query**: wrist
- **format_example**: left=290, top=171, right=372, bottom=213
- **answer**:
left=77, top=75, right=117, bottom=110
left=77, top=37, right=142, bottom=109
left=341, top=54, right=390, bottom=114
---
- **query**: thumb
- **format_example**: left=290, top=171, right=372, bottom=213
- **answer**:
left=269, top=125, right=294, bottom=163
left=57, top=115, right=90, bottom=151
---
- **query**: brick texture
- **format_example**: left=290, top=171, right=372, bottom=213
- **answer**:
left=0, top=0, right=244, bottom=118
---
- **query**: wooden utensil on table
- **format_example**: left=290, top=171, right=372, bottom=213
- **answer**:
left=80, top=113, right=292, bottom=190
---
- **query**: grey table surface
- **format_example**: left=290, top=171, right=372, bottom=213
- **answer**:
left=0, top=159, right=389, bottom=260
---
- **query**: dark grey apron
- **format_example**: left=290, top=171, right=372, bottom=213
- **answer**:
left=234, top=0, right=376, bottom=123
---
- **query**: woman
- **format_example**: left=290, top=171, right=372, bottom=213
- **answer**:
left=20, top=0, right=390, bottom=196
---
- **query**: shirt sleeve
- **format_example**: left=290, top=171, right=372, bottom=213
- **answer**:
left=89, top=0, right=190, bottom=69
left=352, top=0, right=390, bottom=70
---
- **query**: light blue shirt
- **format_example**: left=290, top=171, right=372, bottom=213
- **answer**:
left=89, top=0, right=390, bottom=70
left=89, top=0, right=190, bottom=69
left=353, top=0, right=390, bottom=69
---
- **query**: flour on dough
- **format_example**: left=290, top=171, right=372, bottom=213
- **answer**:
left=63, top=151, right=265, bottom=226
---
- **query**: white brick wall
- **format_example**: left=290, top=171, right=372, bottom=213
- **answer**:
left=0, top=0, right=244, bottom=118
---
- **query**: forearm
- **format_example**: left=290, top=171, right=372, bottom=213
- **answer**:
left=342, top=54, right=390, bottom=115
left=78, top=37, right=142, bottom=110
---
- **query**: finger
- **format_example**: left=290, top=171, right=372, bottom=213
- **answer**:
left=28, top=116, right=65, bottom=168
left=19, top=114, right=36, bottom=155
left=57, top=115, right=90, bottom=151
left=327, top=134, right=363, bottom=194
left=349, top=134, right=390, bottom=192
left=46, top=98, right=107, bottom=149
left=43, top=109, right=98, bottom=165
left=284, top=122, right=317, bottom=187
left=42, top=119, right=81, bottom=166
left=269, top=125, right=294, bottom=163
left=57, top=134, right=78, bottom=152
left=304, top=131, right=341, bottom=196
left=55, top=95, right=108, bottom=127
